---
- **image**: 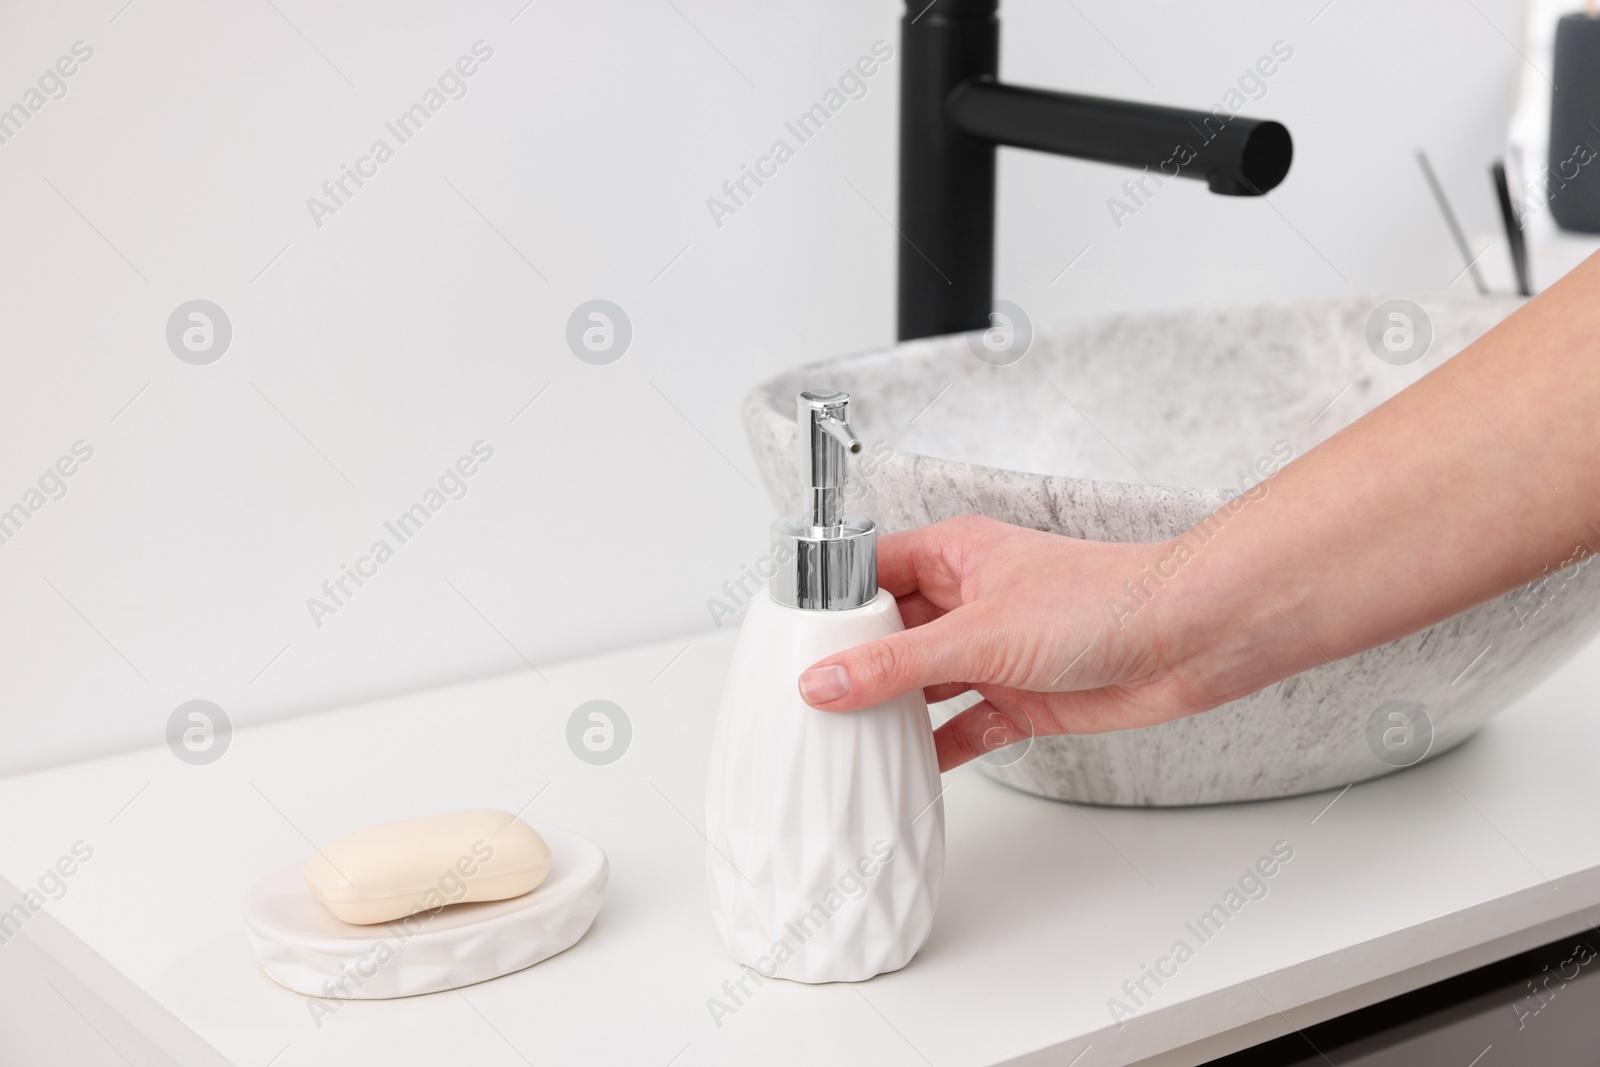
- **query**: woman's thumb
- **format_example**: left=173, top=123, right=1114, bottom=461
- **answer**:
left=798, top=610, right=984, bottom=712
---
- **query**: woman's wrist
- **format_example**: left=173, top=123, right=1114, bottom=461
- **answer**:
left=1138, top=520, right=1316, bottom=714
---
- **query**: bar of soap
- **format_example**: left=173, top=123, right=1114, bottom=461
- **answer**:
left=304, top=809, right=551, bottom=925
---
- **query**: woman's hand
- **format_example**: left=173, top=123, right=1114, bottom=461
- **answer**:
left=798, top=254, right=1600, bottom=773
left=796, top=515, right=1246, bottom=772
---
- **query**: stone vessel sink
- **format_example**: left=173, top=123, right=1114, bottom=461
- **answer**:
left=744, top=296, right=1600, bottom=805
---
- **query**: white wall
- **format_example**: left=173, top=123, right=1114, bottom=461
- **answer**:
left=0, top=0, right=1522, bottom=775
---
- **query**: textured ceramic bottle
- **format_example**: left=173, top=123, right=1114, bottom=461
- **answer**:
left=705, top=390, right=944, bottom=984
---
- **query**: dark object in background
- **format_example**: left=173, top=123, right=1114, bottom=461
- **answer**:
left=1493, top=159, right=1534, bottom=296
left=1548, top=11, right=1600, bottom=233
left=1416, top=150, right=1489, bottom=294
left=895, top=0, right=1292, bottom=342
left=1204, top=932, right=1600, bottom=1066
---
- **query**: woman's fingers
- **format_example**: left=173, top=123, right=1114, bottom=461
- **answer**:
left=799, top=609, right=989, bottom=712
left=876, top=516, right=1002, bottom=608
left=932, top=683, right=1202, bottom=769
left=875, top=525, right=947, bottom=599
left=922, top=680, right=977, bottom=704
left=895, top=590, right=947, bottom=630
left=930, top=687, right=1128, bottom=771
left=932, top=693, right=1060, bottom=772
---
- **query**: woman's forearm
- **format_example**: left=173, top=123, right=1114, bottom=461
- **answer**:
left=1168, top=252, right=1600, bottom=707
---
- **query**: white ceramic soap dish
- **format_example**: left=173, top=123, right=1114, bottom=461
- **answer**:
left=245, top=824, right=607, bottom=999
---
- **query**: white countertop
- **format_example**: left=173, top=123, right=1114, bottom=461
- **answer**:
left=4, top=626, right=1600, bottom=1067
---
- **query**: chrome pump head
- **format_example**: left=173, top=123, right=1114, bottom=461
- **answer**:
left=770, top=390, right=877, bottom=610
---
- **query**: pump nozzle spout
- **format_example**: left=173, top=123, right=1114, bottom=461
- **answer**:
left=771, top=389, right=879, bottom=610
left=819, top=415, right=862, bottom=454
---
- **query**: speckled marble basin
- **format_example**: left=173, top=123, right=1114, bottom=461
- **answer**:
left=745, top=296, right=1600, bottom=805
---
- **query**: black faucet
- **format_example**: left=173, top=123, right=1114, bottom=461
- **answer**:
left=897, top=0, right=1293, bottom=341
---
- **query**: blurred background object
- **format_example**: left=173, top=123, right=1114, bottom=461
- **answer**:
left=1546, top=4, right=1600, bottom=232
left=1501, top=0, right=1600, bottom=286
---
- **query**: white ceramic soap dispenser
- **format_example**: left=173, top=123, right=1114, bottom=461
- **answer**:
left=705, top=389, right=944, bottom=984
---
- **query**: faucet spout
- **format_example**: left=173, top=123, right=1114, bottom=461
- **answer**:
left=895, top=0, right=1294, bottom=342
left=946, top=77, right=1291, bottom=197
